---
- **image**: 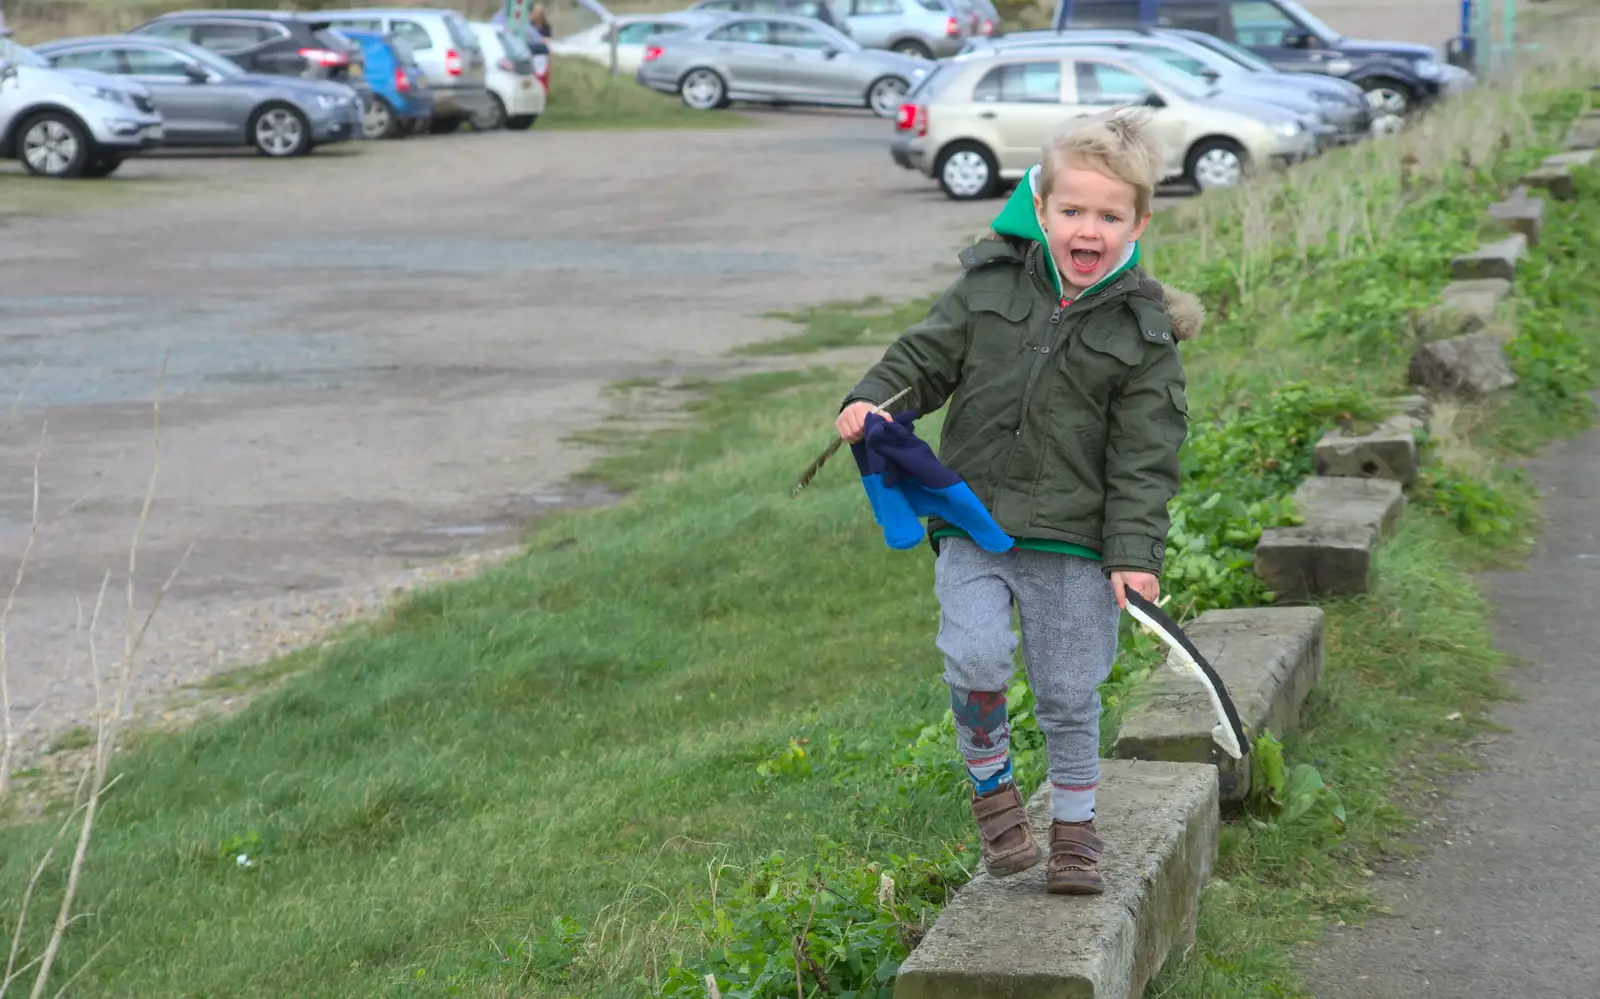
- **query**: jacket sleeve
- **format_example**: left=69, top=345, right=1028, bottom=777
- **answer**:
left=842, top=278, right=969, bottom=416
left=1101, top=341, right=1188, bottom=576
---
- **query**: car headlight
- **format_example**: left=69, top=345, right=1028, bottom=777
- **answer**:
left=76, top=82, right=129, bottom=106
left=315, top=93, right=344, bottom=109
left=1273, top=120, right=1302, bottom=138
left=1413, top=59, right=1442, bottom=80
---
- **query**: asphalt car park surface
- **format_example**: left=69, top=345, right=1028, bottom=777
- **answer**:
left=0, top=112, right=1023, bottom=758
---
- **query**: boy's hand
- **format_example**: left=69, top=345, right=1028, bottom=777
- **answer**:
left=1110, top=571, right=1159, bottom=610
left=835, top=401, right=880, bottom=443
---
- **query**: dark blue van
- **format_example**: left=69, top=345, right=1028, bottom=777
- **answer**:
left=1051, top=0, right=1474, bottom=114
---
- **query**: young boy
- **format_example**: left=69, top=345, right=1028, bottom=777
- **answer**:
left=836, top=107, right=1204, bottom=894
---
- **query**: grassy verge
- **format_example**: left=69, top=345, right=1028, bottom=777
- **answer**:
left=3, top=49, right=1599, bottom=999
left=541, top=56, right=756, bottom=131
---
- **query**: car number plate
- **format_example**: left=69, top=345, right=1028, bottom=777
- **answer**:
left=522, top=78, right=532, bottom=89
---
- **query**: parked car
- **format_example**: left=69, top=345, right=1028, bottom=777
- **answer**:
left=126, top=9, right=370, bottom=104
left=891, top=45, right=1314, bottom=199
left=340, top=28, right=433, bottom=138
left=0, top=37, right=164, bottom=177
left=547, top=12, right=714, bottom=75
left=467, top=20, right=545, bottom=129
left=306, top=8, right=493, bottom=133
left=1051, top=0, right=1473, bottom=115
left=953, top=0, right=1000, bottom=38
left=840, top=0, right=971, bottom=60
left=689, top=0, right=854, bottom=37
left=962, top=27, right=1374, bottom=146
left=637, top=12, right=927, bottom=117
left=35, top=36, right=362, bottom=157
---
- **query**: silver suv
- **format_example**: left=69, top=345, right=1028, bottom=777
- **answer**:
left=309, top=7, right=492, bottom=131
left=841, top=0, right=972, bottom=59
left=0, top=36, right=163, bottom=178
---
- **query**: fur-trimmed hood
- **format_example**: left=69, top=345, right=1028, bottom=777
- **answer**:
left=1157, top=284, right=1206, bottom=343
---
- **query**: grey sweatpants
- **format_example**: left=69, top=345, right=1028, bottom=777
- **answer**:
left=934, top=536, right=1121, bottom=821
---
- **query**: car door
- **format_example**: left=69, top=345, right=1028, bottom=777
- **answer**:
left=968, top=57, right=1068, bottom=174
left=703, top=19, right=780, bottom=95
left=1067, top=56, right=1185, bottom=179
left=117, top=45, right=232, bottom=142
left=768, top=19, right=842, bottom=97
left=1225, top=0, right=1330, bottom=73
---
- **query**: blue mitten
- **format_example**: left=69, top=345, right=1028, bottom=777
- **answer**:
left=857, top=412, right=1014, bottom=553
left=850, top=422, right=927, bottom=549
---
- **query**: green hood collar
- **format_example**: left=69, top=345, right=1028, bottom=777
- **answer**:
left=989, top=164, right=1140, bottom=302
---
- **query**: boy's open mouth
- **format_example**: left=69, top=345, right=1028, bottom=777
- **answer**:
left=1069, top=249, right=1102, bottom=274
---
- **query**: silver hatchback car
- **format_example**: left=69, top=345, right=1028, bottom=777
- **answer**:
left=636, top=13, right=928, bottom=117
left=840, top=0, right=972, bottom=60
left=309, top=7, right=492, bottom=131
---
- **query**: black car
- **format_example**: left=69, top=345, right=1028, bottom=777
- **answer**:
left=126, top=9, right=371, bottom=101
left=689, top=0, right=854, bottom=37
left=1052, top=0, right=1475, bottom=115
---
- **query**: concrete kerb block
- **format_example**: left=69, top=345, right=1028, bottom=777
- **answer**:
left=1113, top=607, right=1324, bottom=801
left=1313, top=413, right=1421, bottom=484
left=1545, top=149, right=1597, bottom=170
left=894, top=762, right=1219, bottom=999
left=1523, top=164, right=1576, bottom=201
left=1433, top=277, right=1512, bottom=334
left=1253, top=477, right=1405, bottom=601
left=1409, top=331, right=1519, bottom=398
left=1450, top=233, right=1526, bottom=282
left=1487, top=186, right=1544, bottom=246
left=1562, top=117, right=1600, bottom=150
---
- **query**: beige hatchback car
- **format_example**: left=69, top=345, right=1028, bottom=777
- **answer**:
left=890, top=44, right=1316, bottom=200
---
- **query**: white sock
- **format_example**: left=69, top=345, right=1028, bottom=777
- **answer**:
left=1050, top=784, right=1096, bottom=823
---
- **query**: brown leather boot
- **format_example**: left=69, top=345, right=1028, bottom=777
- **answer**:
left=1046, top=819, right=1105, bottom=895
left=970, top=782, right=1043, bottom=878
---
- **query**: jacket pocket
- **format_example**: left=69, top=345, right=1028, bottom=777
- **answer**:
left=1167, top=383, right=1190, bottom=420
left=966, top=291, right=1033, bottom=360
left=1077, top=321, right=1145, bottom=368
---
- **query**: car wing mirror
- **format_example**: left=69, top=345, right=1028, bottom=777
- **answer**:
left=821, top=45, right=838, bottom=57
left=1199, top=67, right=1219, bottom=82
left=185, top=64, right=211, bottom=83
left=1282, top=29, right=1313, bottom=49
left=1143, top=91, right=1165, bottom=108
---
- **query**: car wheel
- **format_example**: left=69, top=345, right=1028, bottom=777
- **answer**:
left=680, top=67, right=726, bottom=111
left=935, top=141, right=999, bottom=200
left=866, top=75, right=909, bottom=118
left=1361, top=77, right=1413, bottom=116
left=249, top=103, right=311, bottom=157
left=472, top=93, right=507, bottom=131
left=362, top=96, right=400, bottom=140
left=893, top=40, right=932, bottom=59
left=18, top=112, right=90, bottom=179
left=505, top=114, right=538, bottom=130
left=82, top=155, right=123, bottom=178
left=1184, top=138, right=1248, bottom=190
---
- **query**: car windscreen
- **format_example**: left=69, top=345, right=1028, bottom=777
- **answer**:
left=0, top=39, right=50, bottom=68
left=1189, top=32, right=1275, bottom=71
left=444, top=13, right=482, bottom=52
left=906, top=60, right=957, bottom=101
left=1274, top=0, right=1341, bottom=42
left=502, top=30, right=534, bottom=60
left=1125, top=52, right=1209, bottom=99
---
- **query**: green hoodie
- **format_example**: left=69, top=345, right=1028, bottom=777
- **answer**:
left=932, top=165, right=1143, bottom=563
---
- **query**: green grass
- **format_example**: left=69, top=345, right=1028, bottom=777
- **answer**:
left=733, top=297, right=933, bottom=357
left=540, top=56, right=757, bottom=131
left=3, top=59, right=1600, bottom=999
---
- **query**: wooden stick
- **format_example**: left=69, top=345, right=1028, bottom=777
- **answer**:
left=790, top=386, right=912, bottom=498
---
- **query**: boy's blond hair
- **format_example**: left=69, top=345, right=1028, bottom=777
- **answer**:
left=1037, top=106, right=1166, bottom=218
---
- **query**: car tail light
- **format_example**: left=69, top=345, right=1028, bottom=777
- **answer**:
left=897, top=102, right=927, bottom=137
left=983, top=17, right=994, bottom=33
left=299, top=47, right=350, bottom=68
left=945, top=15, right=960, bottom=36
left=533, top=53, right=550, bottom=90
left=643, top=44, right=664, bottom=62
left=394, top=65, right=411, bottom=92
left=445, top=48, right=462, bottom=75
